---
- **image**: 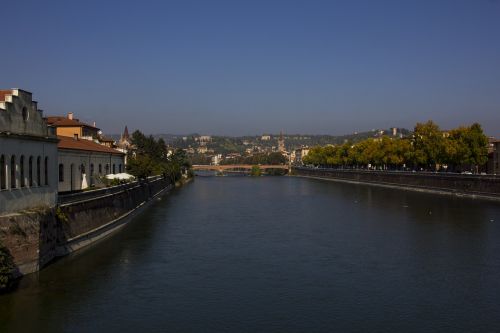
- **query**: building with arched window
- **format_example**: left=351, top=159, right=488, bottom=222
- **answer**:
left=0, top=89, right=58, bottom=215
left=57, top=136, right=125, bottom=192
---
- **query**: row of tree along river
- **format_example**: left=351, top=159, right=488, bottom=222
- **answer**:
left=304, top=121, right=489, bottom=173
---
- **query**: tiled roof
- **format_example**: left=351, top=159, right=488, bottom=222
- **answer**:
left=0, top=90, right=12, bottom=102
left=46, top=116, right=99, bottom=130
left=58, top=136, right=125, bottom=155
left=99, top=135, right=115, bottom=142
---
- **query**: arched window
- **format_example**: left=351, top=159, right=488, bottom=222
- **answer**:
left=20, top=155, right=25, bottom=187
left=112, top=164, right=116, bottom=174
left=118, top=164, right=122, bottom=173
left=0, top=155, right=5, bottom=190
left=59, top=164, right=64, bottom=182
left=22, top=107, right=29, bottom=121
left=90, top=163, right=94, bottom=185
left=10, top=155, right=16, bottom=189
left=70, top=164, right=75, bottom=191
left=29, top=156, right=33, bottom=187
left=105, top=164, right=110, bottom=174
left=37, top=156, right=41, bottom=186
left=44, top=157, right=49, bottom=185
left=81, top=164, right=85, bottom=182
left=98, top=164, right=102, bottom=175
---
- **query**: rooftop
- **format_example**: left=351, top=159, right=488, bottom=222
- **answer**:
left=46, top=114, right=99, bottom=130
left=58, top=136, right=124, bottom=155
left=0, top=90, right=13, bottom=102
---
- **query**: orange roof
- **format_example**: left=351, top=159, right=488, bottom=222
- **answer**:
left=0, top=90, right=12, bottom=102
left=46, top=116, right=99, bottom=130
left=58, top=136, right=125, bottom=155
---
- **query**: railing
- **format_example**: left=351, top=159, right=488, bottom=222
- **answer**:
left=58, top=175, right=165, bottom=205
left=293, top=166, right=500, bottom=180
left=293, top=166, right=500, bottom=198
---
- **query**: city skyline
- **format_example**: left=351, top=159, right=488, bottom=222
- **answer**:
left=1, top=0, right=500, bottom=136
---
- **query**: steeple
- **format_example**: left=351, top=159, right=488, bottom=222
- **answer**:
left=278, top=130, right=285, bottom=152
left=121, top=126, right=129, bottom=141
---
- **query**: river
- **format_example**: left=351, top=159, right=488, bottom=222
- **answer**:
left=1, top=176, right=500, bottom=332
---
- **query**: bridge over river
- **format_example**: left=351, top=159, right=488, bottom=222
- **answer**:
left=192, top=164, right=289, bottom=173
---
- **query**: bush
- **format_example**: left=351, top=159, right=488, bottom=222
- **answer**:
left=250, top=165, right=261, bottom=176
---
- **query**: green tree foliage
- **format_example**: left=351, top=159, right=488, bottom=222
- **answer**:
left=127, top=130, right=192, bottom=182
left=446, top=123, right=488, bottom=170
left=303, top=121, right=489, bottom=172
left=250, top=165, right=261, bottom=176
left=412, top=121, right=446, bottom=168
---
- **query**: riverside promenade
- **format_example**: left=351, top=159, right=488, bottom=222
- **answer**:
left=293, top=167, right=500, bottom=201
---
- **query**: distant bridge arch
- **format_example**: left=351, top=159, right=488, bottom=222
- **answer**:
left=192, top=164, right=289, bottom=172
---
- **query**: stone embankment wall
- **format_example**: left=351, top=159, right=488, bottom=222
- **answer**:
left=0, top=176, right=173, bottom=278
left=57, top=176, right=172, bottom=255
left=0, top=209, right=57, bottom=276
left=293, top=167, right=500, bottom=200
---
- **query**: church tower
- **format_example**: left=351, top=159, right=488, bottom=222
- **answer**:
left=118, top=125, right=131, bottom=149
left=278, top=131, right=286, bottom=153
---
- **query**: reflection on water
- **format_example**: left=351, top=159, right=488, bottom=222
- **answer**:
left=1, top=177, right=499, bottom=332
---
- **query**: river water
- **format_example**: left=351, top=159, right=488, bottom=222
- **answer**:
left=1, top=176, right=500, bottom=332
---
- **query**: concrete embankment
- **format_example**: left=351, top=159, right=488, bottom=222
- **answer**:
left=0, top=176, right=179, bottom=280
left=293, top=167, right=500, bottom=201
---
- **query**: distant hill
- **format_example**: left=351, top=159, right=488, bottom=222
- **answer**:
left=108, top=129, right=411, bottom=153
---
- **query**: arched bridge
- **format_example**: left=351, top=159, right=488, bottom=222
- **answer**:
left=192, top=164, right=289, bottom=172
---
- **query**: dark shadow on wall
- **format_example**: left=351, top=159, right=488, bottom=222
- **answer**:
left=0, top=245, right=19, bottom=293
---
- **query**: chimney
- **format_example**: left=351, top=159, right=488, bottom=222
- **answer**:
left=68, top=112, right=74, bottom=120
left=93, top=121, right=96, bottom=127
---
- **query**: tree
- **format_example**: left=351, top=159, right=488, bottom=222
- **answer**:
left=250, top=165, right=261, bottom=176
left=301, top=121, right=487, bottom=172
left=447, top=123, right=488, bottom=171
left=127, top=130, right=192, bottom=181
left=412, top=121, right=446, bottom=169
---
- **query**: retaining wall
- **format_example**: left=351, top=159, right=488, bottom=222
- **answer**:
left=57, top=177, right=172, bottom=254
left=0, top=176, right=173, bottom=278
left=293, top=167, right=500, bottom=200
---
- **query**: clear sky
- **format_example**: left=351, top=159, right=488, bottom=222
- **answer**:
left=1, top=0, right=499, bottom=136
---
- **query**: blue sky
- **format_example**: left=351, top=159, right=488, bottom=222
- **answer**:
left=1, top=0, right=499, bottom=136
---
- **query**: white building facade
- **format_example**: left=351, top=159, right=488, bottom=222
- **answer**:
left=0, top=89, right=58, bottom=215
left=57, top=136, right=125, bottom=192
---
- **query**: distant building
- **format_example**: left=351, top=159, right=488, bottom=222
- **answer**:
left=211, top=154, right=222, bottom=165
left=57, top=136, right=125, bottom=192
left=98, top=133, right=116, bottom=148
left=292, top=147, right=310, bottom=165
left=487, top=137, right=496, bottom=154
left=487, top=139, right=500, bottom=174
left=225, top=153, right=241, bottom=160
left=197, top=146, right=208, bottom=154
left=0, top=89, right=58, bottom=215
left=278, top=131, right=286, bottom=152
left=46, top=113, right=99, bottom=140
left=195, top=135, right=212, bottom=145
left=261, top=135, right=271, bottom=141
left=118, top=126, right=132, bottom=150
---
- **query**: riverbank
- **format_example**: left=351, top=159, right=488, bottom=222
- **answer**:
left=293, top=167, right=500, bottom=201
left=0, top=175, right=191, bottom=292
